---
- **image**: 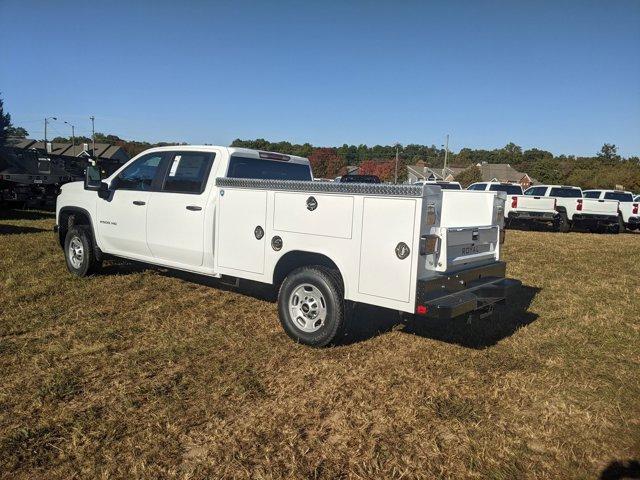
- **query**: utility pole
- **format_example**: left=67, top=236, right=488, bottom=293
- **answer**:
left=89, top=116, right=95, bottom=158
left=442, top=134, right=449, bottom=179
left=44, top=117, right=57, bottom=149
left=394, top=143, right=400, bottom=184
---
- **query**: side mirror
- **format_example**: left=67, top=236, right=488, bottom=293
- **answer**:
left=84, top=165, right=109, bottom=198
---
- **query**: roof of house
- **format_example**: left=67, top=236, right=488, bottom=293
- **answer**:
left=12, top=139, right=128, bottom=160
left=477, top=163, right=530, bottom=183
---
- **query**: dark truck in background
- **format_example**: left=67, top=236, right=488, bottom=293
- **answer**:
left=0, top=146, right=123, bottom=208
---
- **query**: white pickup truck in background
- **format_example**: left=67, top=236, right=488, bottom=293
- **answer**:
left=413, top=180, right=462, bottom=190
left=583, top=189, right=640, bottom=232
left=467, top=182, right=557, bottom=229
left=524, top=185, right=619, bottom=233
left=55, top=146, right=520, bottom=347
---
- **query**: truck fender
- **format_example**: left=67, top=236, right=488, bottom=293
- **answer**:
left=272, top=250, right=348, bottom=298
left=57, top=206, right=101, bottom=259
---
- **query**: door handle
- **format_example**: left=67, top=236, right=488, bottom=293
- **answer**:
left=132, top=200, right=146, bottom=206
left=186, top=205, right=202, bottom=211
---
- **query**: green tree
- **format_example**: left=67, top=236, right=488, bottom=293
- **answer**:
left=0, top=94, right=13, bottom=146
left=454, top=165, right=482, bottom=187
left=597, top=143, right=620, bottom=162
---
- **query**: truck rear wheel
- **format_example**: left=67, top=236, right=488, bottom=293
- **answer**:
left=277, top=266, right=345, bottom=347
left=617, top=214, right=625, bottom=234
left=64, top=226, right=102, bottom=277
left=555, top=211, right=570, bottom=233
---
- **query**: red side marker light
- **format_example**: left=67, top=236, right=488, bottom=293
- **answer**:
left=416, top=305, right=428, bottom=315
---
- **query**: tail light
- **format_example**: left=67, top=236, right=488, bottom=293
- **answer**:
left=633, top=203, right=638, bottom=215
left=416, top=305, right=428, bottom=315
left=511, top=196, right=518, bottom=208
left=419, top=234, right=440, bottom=255
left=577, top=199, right=583, bottom=211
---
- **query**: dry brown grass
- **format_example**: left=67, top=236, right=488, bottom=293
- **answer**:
left=0, top=209, right=638, bottom=479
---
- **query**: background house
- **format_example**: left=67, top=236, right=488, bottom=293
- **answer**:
left=474, top=163, right=535, bottom=188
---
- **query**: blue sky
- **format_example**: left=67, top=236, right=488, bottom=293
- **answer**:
left=1, top=0, right=639, bottom=156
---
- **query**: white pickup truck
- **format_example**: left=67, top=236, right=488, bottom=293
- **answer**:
left=523, top=185, right=619, bottom=233
left=583, top=189, right=640, bottom=232
left=55, top=146, right=520, bottom=346
left=467, top=182, right=557, bottom=229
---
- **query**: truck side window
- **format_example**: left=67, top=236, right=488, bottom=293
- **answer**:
left=114, top=153, right=163, bottom=191
left=162, top=152, right=215, bottom=194
left=583, top=191, right=600, bottom=199
left=227, top=156, right=312, bottom=181
left=468, top=183, right=487, bottom=190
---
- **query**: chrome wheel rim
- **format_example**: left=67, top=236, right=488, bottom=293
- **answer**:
left=288, top=283, right=327, bottom=333
left=68, top=236, right=84, bottom=269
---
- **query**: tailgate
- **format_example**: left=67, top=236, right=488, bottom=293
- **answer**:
left=515, top=195, right=556, bottom=213
left=437, top=225, right=499, bottom=272
left=581, top=198, right=618, bottom=215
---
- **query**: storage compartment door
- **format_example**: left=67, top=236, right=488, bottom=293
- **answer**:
left=358, top=197, right=416, bottom=302
left=217, top=189, right=267, bottom=274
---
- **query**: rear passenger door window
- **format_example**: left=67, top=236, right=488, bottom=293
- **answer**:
left=162, top=152, right=215, bottom=194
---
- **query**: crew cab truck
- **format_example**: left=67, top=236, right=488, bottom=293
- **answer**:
left=55, top=146, right=520, bottom=347
left=524, top=185, right=619, bottom=233
left=583, top=190, right=640, bottom=232
left=467, top=182, right=558, bottom=229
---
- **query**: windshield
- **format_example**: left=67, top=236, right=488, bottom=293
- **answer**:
left=489, top=184, right=522, bottom=195
left=227, top=156, right=312, bottom=181
left=603, top=192, right=633, bottom=202
left=549, top=187, right=582, bottom=198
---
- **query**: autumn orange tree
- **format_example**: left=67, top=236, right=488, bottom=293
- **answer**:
left=308, top=148, right=347, bottom=179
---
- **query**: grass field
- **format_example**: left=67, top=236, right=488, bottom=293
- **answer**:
left=0, top=209, right=638, bottom=479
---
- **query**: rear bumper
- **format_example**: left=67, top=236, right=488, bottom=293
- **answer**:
left=573, top=213, right=618, bottom=226
left=508, top=211, right=558, bottom=222
left=415, top=262, right=521, bottom=319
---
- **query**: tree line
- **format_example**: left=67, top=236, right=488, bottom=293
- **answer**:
left=231, top=138, right=640, bottom=190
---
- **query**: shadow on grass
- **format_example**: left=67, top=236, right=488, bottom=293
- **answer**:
left=340, top=285, right=540, bottom=349
left=599, top=460, right=640, bottom=480
left=0, top=224, right=49, bottom=235
left=0, top=208, right=55, bottom=221
left=97, top=259, right=539, bottom=349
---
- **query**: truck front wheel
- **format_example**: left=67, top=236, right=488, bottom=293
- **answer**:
left=64, top=226, right=102, bottom=277
left=278, top=266, right=345, bottom=347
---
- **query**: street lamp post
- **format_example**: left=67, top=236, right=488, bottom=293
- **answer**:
left=64, top=121, right=76, bottom=153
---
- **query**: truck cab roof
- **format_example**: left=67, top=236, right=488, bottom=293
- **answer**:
left=138, top=145, right=311, bottom=166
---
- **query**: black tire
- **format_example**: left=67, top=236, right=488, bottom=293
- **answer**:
left=64, top=225, right=102, bottom=277
left=555, top=211, right=570, bottom=233
left=277, top=266, right=345, bottom=347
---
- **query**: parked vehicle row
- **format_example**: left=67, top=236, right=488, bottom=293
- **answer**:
left=56, top=146, right=520, bottom=347
left=465, top=182, right=638, bottom=234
